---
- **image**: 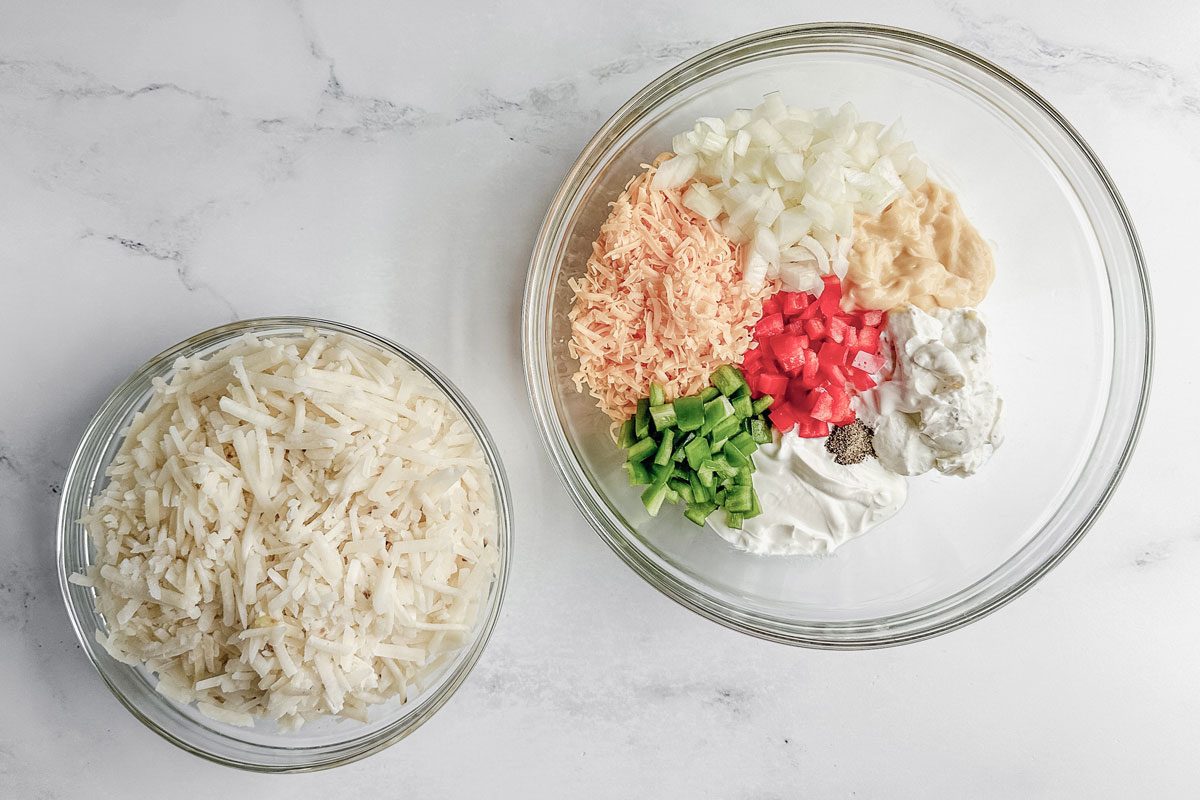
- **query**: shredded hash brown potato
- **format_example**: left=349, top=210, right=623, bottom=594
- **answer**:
left=568, top=160, right=770, bottom=424
left=78, top=330, right=498, bottom=730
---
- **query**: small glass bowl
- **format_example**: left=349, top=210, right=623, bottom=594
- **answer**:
left=523, top=24, right=1152, bottom=647
left=57, top=317, right=512, bottom=771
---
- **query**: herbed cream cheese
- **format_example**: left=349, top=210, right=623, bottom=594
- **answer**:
left=860, top=305, right=1003, bottom=477
left=709, top=431, right=907, bottom=556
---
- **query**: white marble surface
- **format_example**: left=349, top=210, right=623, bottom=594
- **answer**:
left=0, top=0, right=1194, bottom=796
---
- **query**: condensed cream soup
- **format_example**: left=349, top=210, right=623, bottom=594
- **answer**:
left=844, top=181, right=994, bottom=311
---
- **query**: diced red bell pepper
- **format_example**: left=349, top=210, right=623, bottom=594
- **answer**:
left=794, top=413, right=829, bottom=438
left=740, top=346, right=764, bottom=373
left=828, top=316, right=851, bottom=344
left=851, top=349, right=885, bottom=374
left=769, top=403, right=798, bottom=432
left=818, top=341, right=849, bottom=367
left=819, top=280, right=843, bottom=316
left=756, top=372, right=789, bottom=398
left=848, top=367, right=877, bottom=392
left=821, top=362, right=847, bottom=386
left=855, top=326, right=880, bottom=353
left=831, top=410, right=855, bottom=426
left=800, top=349, right=821, bottom=388
left=827, top=383, right=854, bottom=425
left=809, top=391, right=834, bottom=422
left=755, top=312, right=784, bottom=339
left=751, top=374, right=773, bottom=397
left=778, top=357, right=804, bottom=379
left=749, top=284, right=891, bottom=439
left=787, top=379, right=812, bottom=408
left=770, top=335, right=808, bottom=376
left=770, top=333, right=805, bottom=357
left=780, top=292, right=808, bottom=317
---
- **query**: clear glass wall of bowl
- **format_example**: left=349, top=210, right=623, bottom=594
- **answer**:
left=58, top=318, right=512, bottom=771
left=523, top=25, right=1151, bottom=647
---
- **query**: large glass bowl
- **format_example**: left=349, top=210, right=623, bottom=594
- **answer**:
left=523, top=24, right=1151, bottom=648
left=57, top=318, right=513, bottom=770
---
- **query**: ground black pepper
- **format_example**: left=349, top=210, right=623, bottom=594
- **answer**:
left=825, top=420, right=876, bottom=465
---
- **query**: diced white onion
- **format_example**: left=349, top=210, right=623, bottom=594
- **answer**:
left=773, top=207, right=812, bottom=248
left=682, top=183, right=722, bottom=220
left=725, top=109, right=752, bottom=130
left=662, top=94, right=927, bottom=286
left=780, top=262, right=825, bottom=294
left=651, top=153, right=699, bottom=190
left=774, top=153, right=806, bottom=182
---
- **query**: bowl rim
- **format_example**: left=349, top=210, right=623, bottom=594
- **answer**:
left=56, top=316, right=513, bottom=771
left=521, top=22, right=1153, bottom=648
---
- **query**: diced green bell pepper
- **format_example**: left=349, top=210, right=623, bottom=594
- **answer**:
left=673, top=395, right=705, bottom=432
left=626, top=437, right=657, bottom=462
left=746, top=488, right=761, bottom=519
left=684, top=436, right=711, bottom=471
left=730, top=431, right=757, bottom=457
left=635, top=398, right=650, bottom=439
left=669, top=477, right=693, bottom=505
left=618, top=418, right=636, bottom=448
left=725, top=484, right=753, bottom=513
left=650, top=403, right=677, bottom=430
left=650, top=461, right=675, bottom=485
left=684, top=502, right=717, bottom=526
left=704, top=397, right=732, bottom=426
left=723, top=441, right=749, bottom=468
left=731, top=394, right=753, bottom=419
left=625, top=461, right=651, bottom=485
left=649, top=382, right=665, bottom=407
left=653, top=428, right=675, bottom=466
left=710, top=414, right=741, bottom=443
left=642, top=482, right=669, bottom=516
left=751, top=395, right=774, bottom=415
left=711, top=365, right=747, bottom=397
left=705, top=455, right=738, bottom=480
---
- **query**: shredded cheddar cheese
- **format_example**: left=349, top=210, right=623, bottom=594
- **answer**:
left=568, top=161, right=770, bottom=425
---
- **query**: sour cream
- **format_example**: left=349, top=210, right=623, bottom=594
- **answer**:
left=860, top=305, right=1003, bottom=476
left=709, top=431, right=907, bottom=556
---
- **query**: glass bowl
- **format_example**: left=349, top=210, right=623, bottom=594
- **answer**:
left=57, top=317, right=512, bottom=771
left=523, top=24, right=1151, bottom=648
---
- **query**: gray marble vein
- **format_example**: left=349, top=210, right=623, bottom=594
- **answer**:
left=947, top=2, right=1200, bottom=114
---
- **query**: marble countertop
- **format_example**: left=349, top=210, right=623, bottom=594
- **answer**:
left=1, top=1, right=1192, bottom=797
